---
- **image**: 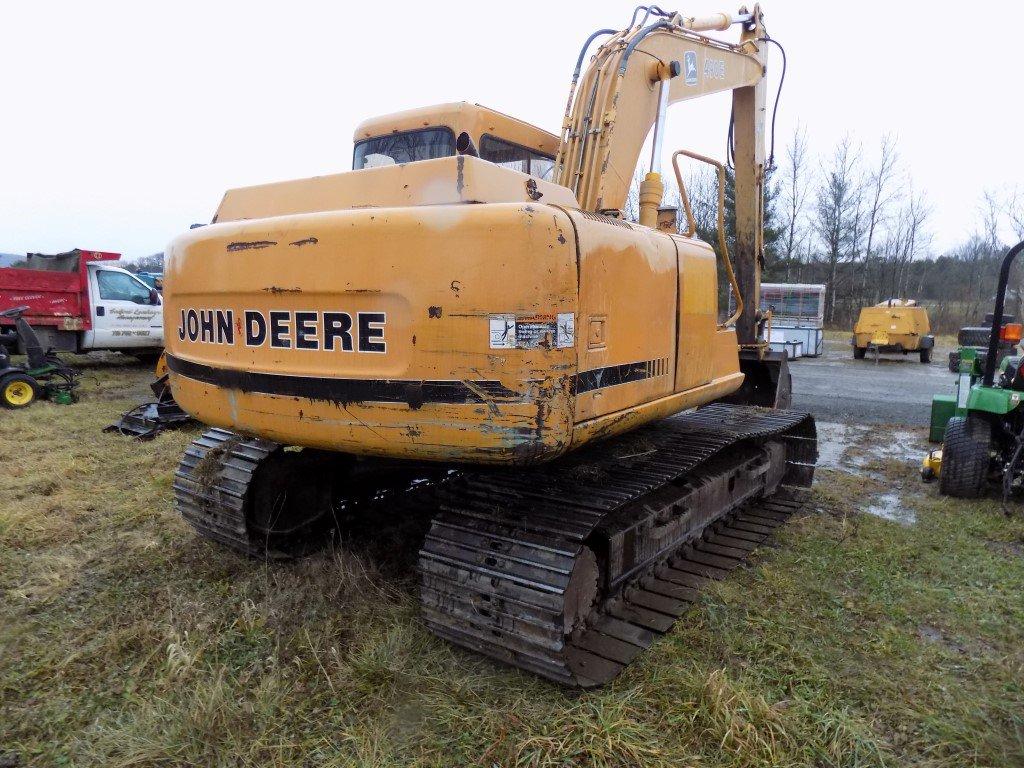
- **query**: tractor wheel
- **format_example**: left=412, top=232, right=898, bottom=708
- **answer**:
left=0, top=373, right=38, bottom=409
left=853, top=346, right=866, bottom=360
left=939, top=415, right=991, bottom=498
left=920, top=347, right=933, bottom=364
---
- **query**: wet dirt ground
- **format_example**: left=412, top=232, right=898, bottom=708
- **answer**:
left=788, top=337, right=952, bottom=525
left=791, top=338, right=956, bottom=426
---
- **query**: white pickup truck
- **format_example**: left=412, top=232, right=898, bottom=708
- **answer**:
left=0, top=249, right=164, bottom=358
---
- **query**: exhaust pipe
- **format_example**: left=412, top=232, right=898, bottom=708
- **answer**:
left=456, top=132, right=479, bottom=158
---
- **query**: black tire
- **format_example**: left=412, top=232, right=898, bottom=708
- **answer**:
left=948, top=351, right=961, bottom=373
left=920, top=347, right=932, bottom=364
left=853, top=346, right=866, bottom=360
left=958, top=327, right=992, bottom=347
left=0, top=372, right=38, bottom=409
left=939, top=416, right=991, bottom=498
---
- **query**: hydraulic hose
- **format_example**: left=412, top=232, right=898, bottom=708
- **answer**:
left=571, top=29, right=617, bottom=83
left=618, top=20, right=674, bottom=76
left=983, top=239, right=1024, bottom=386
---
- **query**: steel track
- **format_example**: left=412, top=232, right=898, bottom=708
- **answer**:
left=173, top=405, right=816, bottom=686
left=417, top=404, right=816, bottom=686
left=173, top=427, right=283, bottom=557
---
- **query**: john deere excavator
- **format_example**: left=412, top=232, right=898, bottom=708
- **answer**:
left=165, top=4, right=816, bottom=686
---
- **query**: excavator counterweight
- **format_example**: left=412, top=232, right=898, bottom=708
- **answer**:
left=165, top=4, right=816, bottom=685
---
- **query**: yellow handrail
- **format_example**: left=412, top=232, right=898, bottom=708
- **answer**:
left=671, top=149, right=743, bottom=328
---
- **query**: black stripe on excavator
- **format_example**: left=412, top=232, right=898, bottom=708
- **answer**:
left=163, top=354, right=519, bottom=408
left=573, top=357, right=670, bottom=394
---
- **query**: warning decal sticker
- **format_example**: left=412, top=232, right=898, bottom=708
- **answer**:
left=489, top=313, right=576, bottom=350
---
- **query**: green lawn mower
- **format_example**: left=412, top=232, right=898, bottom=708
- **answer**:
left=0, top=306, right=80, bottom=409
left=925, top=240, right=1024, bottom=499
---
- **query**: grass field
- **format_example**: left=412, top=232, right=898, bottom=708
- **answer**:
left=2, top=357, right=1023, bottom=767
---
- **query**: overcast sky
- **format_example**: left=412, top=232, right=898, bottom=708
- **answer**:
left=2, top=0, right=1018, bottom=260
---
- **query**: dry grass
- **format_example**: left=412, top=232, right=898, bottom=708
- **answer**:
left=2, top=357, right=1023, bottom=766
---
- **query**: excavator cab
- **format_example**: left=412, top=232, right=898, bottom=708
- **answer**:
left=351, top=102, right=558, bottom=179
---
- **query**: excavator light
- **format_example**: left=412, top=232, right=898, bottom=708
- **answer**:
left=1001, top=323, right=1023, bottom=343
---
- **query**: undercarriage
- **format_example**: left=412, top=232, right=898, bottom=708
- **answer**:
left=174, top=404, right=816, bottom=686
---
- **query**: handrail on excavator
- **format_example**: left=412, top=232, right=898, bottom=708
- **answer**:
left=671, top=149, right=743, bottom=328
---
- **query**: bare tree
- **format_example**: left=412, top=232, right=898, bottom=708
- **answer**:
left=1006, top=187, right=1024, bottom=242
left=885, top=185, right=931, bottom=299
left=979, top=189, right=1003, bottom=254
left=860, top=134, right=900, bottom=302
left=813, top=136, right=863, bottom=323
left=779, top=123, right=811, bottom=279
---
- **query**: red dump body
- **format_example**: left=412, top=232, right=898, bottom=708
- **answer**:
left=0, top=249, right=121, bottom=331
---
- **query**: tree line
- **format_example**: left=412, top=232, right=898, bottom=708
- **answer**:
left=628, top=129, right=1024, bottom=334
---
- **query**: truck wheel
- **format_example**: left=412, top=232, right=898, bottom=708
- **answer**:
left=939, top=416, right=991, bottom=498
left=920, top=347, right=932, bottom=364
left=0, top=373, right=38, bottom=409
left=853, top=346, right=866, bottom=359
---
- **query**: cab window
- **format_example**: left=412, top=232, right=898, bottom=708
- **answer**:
left=353, top=128, right=455, bottom=169
left=97, top=270, right=154, bottom=304
left=480, top=135, right=555, bottom=181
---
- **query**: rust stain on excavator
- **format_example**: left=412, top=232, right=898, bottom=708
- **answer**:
left=289, top=237, right=319, bottom=247
left=227, top=240, right=277, bottom=252
left=262, top=286, right=302, bottom=294
left=428, top=306, right=443, bottom=318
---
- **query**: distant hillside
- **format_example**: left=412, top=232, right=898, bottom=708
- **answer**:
left=0, top=253, right=23, bottom=267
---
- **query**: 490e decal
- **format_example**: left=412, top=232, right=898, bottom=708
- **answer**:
left=175, top=309, right=386, bottom=353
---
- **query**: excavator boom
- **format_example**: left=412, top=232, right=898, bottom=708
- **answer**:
left=558, top=7, right=768, bottom=344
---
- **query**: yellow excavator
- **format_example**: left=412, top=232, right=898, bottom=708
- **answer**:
left=165, top=4, right=816, bottom=686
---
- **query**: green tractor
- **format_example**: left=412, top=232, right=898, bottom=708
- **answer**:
left=926, top=240, right=1024, bottom=498
left=0, top=306, right=79, bottom=409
